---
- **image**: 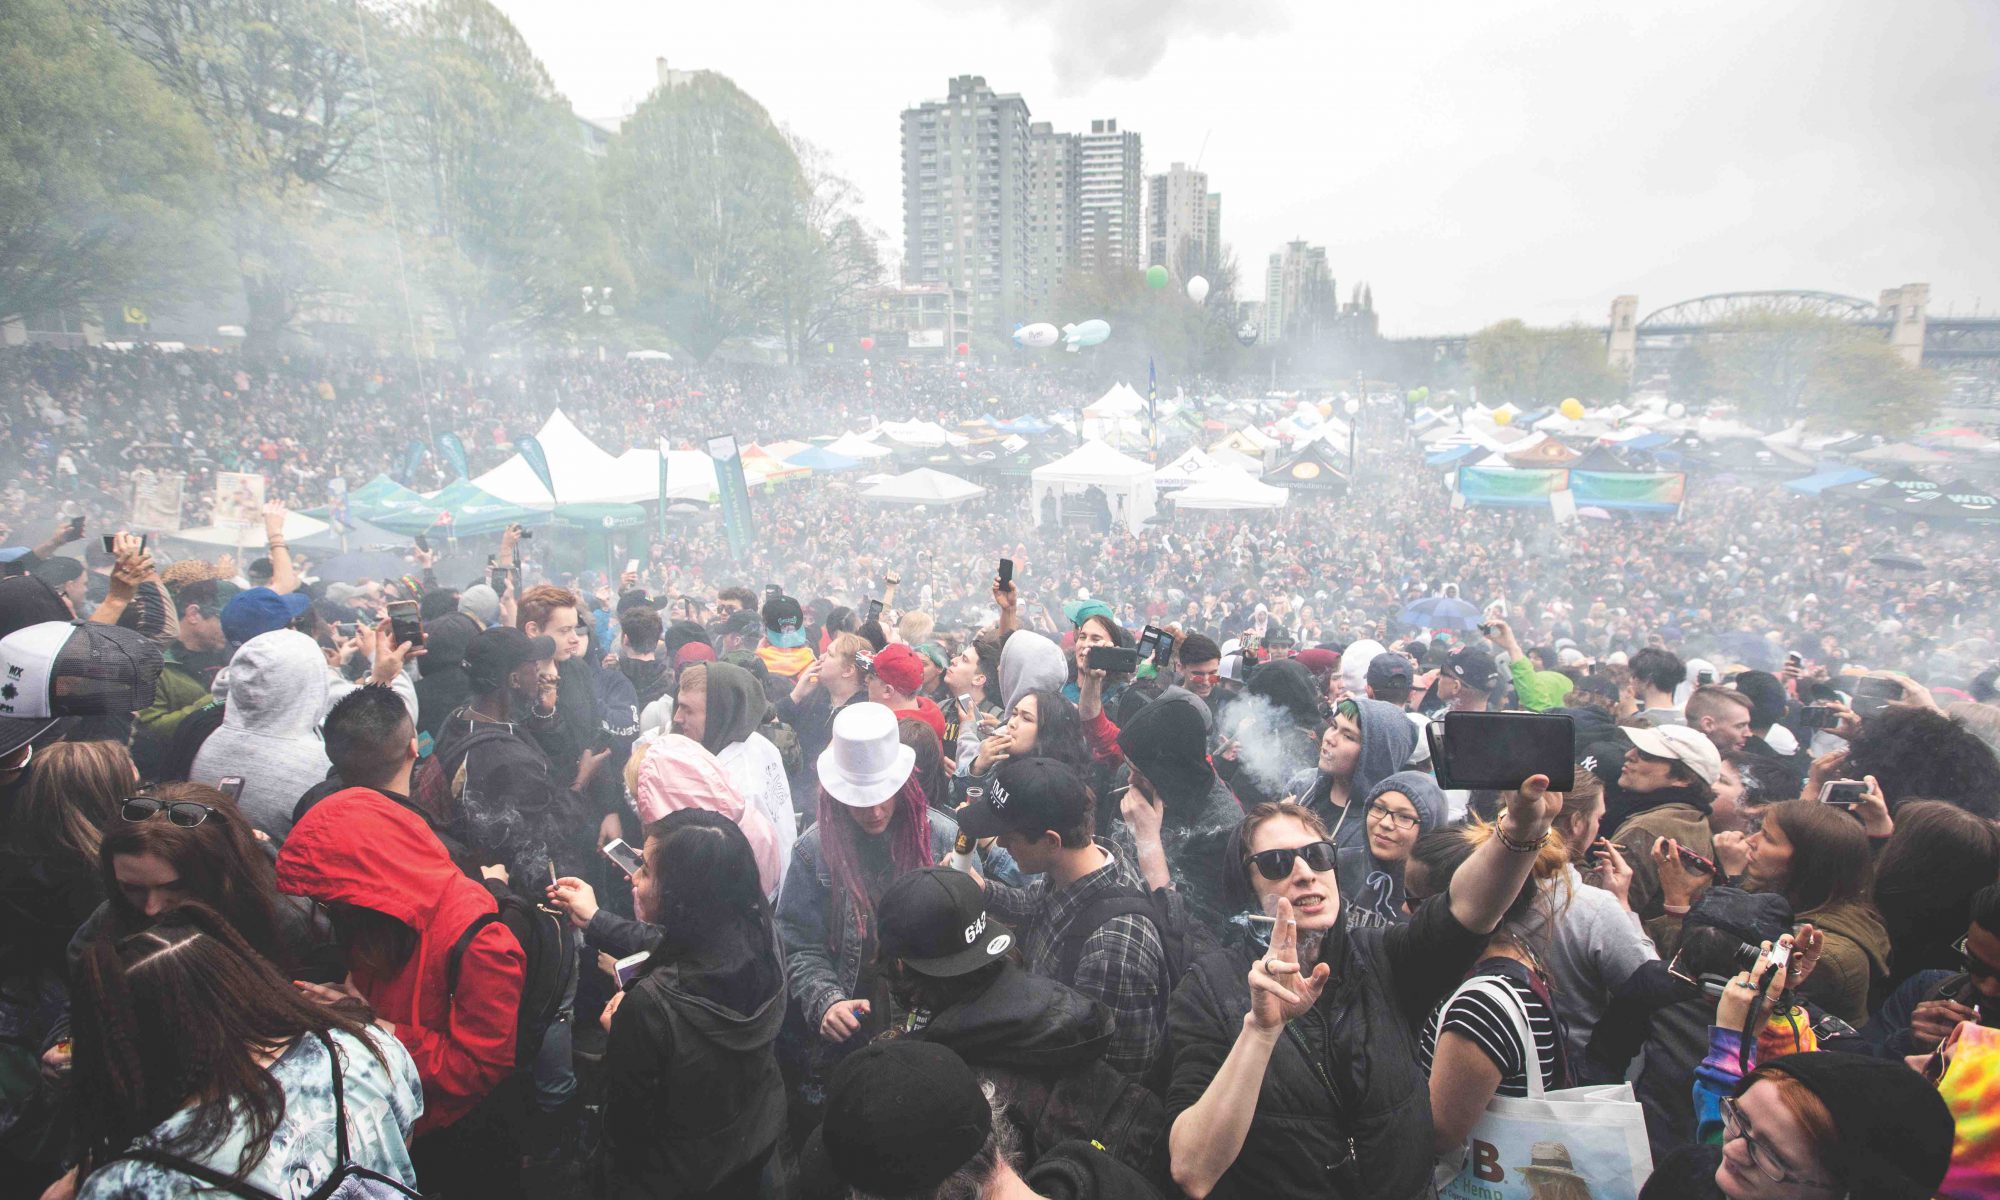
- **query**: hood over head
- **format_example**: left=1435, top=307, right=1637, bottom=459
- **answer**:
left=1364, top=770, right=1447, bottom=838
left=1246, top=658, right=1321, bottom=729
left=999, top=631, right=1068, bottom=712
left=1339, top=638, right=1386, bottom=695
left=275, top=787, right=474, bottom=934
left=682, top=660, right=761, bottom=754
left=633, top=733, right=782, bottom=896
left=1117, top=689, right=1215, bottom=802
left=221, top=630, right=331, bottom=737
left=1343, top=695, right=1419, bottom=798
left=910, top=961, right=1112, bottom=1073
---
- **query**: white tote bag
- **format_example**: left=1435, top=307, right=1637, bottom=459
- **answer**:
left=1433, top=976, right=1654, bottom=1200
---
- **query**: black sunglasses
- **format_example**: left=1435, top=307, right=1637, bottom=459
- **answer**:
left=1955, top=934, right=2000, bottom=982
left=121, top=797, right=216, bottom=828
left=1248, top=840, right=1339, bottom=881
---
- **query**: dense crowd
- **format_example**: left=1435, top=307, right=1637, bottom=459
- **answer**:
left=3, top=344, right=2000, bottom=1200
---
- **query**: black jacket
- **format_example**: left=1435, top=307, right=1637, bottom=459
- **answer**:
left=603, top=931, right=786, bottom=1198
left=430, top=709, right=595, bottom=893
left=1165, top=895, right=1485, bottom=1200
left=906, top=962, right=1165, bottom=1178
left=617, top=656, right=671, bottom=710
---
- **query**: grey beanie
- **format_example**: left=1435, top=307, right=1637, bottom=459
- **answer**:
left=459, top=584, right=500, bottom=628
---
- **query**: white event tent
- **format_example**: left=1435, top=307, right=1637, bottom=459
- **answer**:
left=860, top=468, right=986, bottom=505
left=825, top=431, right=895, bottom=460
left=1030, top=440, right=1156, bottom=534
left=471, top=410, right=625, bottom=505
left=1169, top=468, right=1289, bottom=511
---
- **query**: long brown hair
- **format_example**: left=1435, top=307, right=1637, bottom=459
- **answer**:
left=99, top=783, right=289, bottom=971
left=71, top=903, right=382, bottom=1181
left=1762, top=798, right=1875, bottom=915
left=19, top=740, right=132, bottom=864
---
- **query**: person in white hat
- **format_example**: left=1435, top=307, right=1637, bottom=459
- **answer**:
left=773, top=703, right=964, bottom=1105
left=1598, top=723, right=1725, bottom=930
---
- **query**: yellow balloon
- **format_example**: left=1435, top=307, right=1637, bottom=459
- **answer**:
left=1560, top=398, right=1585, bottom=420
left=1494, top=409, right=1513, bottom=426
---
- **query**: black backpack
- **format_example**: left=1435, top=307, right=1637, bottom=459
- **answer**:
left=1050, top=884, right=1218, bottom=1093
left=447, top=881, right=576, bottom=1070
left=112, top=1032, right=420, bottom=1199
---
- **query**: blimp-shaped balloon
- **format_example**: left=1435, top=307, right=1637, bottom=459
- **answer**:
left=1186, top=276, right=1210, bottom=304
left=1013, top=322, right=1059, bottom=348
left=1062, top=319, right=1110, bottom=352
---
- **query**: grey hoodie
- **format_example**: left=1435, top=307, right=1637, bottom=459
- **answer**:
left=191, top=630, right=333, bottom=842
left=1336, top=770, right=1447, bottom=924
left=959, top=631, right=1073, bottom=771
left=1285, top=696, right=1419, bottom=851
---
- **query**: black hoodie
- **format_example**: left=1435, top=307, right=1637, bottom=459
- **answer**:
left=1116, top=692, right=1246, bottom=933
left=906, top=962, right=1164, bottom=1177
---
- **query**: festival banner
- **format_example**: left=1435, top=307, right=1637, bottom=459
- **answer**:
left=401, top=439, right=428, bottom=483
left=1570, top=470, right=1686, bottom=513
left=128, top=469, right=184, bottom=532
left=1454, top=468, right=1569, bottom=508
left=437, top=431, right=470, bottom=480
left=212, top=472, right=266, bottom=528
left=515, top=435, right=556, bottom=499
left=707, top=434, right=755, bottom=562
left=656, top=437, right=671, bottom=543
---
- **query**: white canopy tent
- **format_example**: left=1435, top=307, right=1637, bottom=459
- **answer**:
left=600, top=446, right=720, bottom=504
left=1155, top=446, right=1220, bottom=490
left=860, top=468, right=986, bottom=505
left=1030, top=440, right=1156, bottom=534
left=825, top=432, right=895, bottom=460
left=1169, top=468, right=1290, bottom=511
left=1083, top=383, right=1147, bottom=418
left=167, top=510, right=330, bottom=547
left=876, top=420, right=955, bottom=448
left=471, top=410, right=627, bottom=505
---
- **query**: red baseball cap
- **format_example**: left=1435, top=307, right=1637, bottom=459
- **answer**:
left=870, top=643, right=925, bottom=694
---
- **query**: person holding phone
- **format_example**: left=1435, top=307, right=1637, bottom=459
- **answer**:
left=1598, top=725, right=1723, bottom=930
left=1163, top=775, right=1563, bottom=1200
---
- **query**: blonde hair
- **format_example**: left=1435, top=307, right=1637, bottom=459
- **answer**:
left=897, top=610, right=935, bottom=646
left=824, top=632, right=870, bottom=675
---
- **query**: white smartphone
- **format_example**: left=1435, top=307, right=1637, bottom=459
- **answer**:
left=624, top=558, right=639, bottom=574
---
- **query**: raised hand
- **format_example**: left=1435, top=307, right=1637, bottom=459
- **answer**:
left=1247, top=896, right=1330, bottom=1032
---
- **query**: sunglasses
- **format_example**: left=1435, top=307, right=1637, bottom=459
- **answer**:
left=1955, top=934, right=2000, bottom=982
left=121, top=797, right=216, bottom=828
left=1248, top=840, right=1338, bottom=881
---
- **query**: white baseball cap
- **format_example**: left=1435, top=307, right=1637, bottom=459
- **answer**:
left=1623, top=724, right=1723, bottom=787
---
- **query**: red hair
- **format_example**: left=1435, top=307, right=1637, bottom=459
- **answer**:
left=814, top=775, right=931, bottom=945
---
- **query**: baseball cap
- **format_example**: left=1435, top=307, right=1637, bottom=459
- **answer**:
left=870, top=643, right=925, bottom=695
left=820, top=1041, right=992, bottom=1195
left=722, top=607, right=763, bottom=640
left=462, top=626, right=555, bottom=690
left=1366, top=651, right=1413, bottom=691
left=1624, top=723, right=1723, bottom=786
left=1062, top=598, right=1116, bottom=629
left=1443, top=645, right=1503, bottom=693
left=955, top=756, right=1090, bottom=840
left=877, top=867, right=1013, bottom=977
left=761, top=593, right=804, bottom=632
left=0, top=620, right=163, bottom=719
left=913, top=642, right=949, bottom=673
left=219, top=587, right=314, bottom=644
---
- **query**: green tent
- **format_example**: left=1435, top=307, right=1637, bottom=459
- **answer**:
left=426, top=479, right=538, bottom=537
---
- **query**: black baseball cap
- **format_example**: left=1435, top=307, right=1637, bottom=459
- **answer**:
left=820, top=1041, right=991, bottom=1195
left=1444, top=645, right=1503, bottom=692
left=955, top=756, right=1090, bottom=841
left=722, top=607, right=763, bottom=639
left=1366, top=651, right=1413, bottom=691
left=463, top=627, right=555, bottom=689
left=876, top=867, right=1013, bottom=978
left=761, top=593, right=803, bottom=632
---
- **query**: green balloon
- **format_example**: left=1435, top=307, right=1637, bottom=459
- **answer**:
left=1145, top=265, right=1169, bottom=289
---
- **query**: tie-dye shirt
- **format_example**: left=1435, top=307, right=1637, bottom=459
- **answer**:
left=78, top=1026, right=423, bottom=1200
left=1937, top=1022, right=2000, bottom=1200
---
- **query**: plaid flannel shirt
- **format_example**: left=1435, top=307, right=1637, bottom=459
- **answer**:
left=985, top=837, right=1167, bottom=1076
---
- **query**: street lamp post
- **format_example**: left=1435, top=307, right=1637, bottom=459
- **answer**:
left=1345, top=392, right=1361, bottom=475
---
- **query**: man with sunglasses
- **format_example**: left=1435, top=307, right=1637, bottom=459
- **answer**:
left=1863, top=880, right=2000, bottom=1057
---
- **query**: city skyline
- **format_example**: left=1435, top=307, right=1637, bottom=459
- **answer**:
left=491, top=0, right=2000, bottom=336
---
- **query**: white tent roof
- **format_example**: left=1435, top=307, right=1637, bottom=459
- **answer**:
left=600, top=446, right=719, bottom=504
left=1032, top=440, right=1156, bottom=485
left=1171, top=468, right=1290, bottom=511
left=825, top=431, right=895, bottom=459
left=472, top=410, right=626, bottom=505
left=169, top=510, right=330, bottom=547
left=1083, top=382, right=1147, bottom=418
left=1207, top=446, right=1265, bottom=475
left=1155, top=446, right=1219, bottom=490
left=877, top=420, right=954, bottom=448
left=860, top=467, right=986, bottom=505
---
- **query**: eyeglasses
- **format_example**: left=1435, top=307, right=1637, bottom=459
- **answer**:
left=1954, top=934, right=2000, bottom=982
left=1720, top=1097, right=1838, bottom=1189
left=121, top=797, right=216, bottom=828
left=1248, top=840, right=1338, bottom=881
left=1367, top=807, right=1420, bottom=832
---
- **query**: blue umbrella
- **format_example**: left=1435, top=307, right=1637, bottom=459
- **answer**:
left=1712, top=632, right=1780, bottom=672
left=1400, top=596, right=1482, bottom=631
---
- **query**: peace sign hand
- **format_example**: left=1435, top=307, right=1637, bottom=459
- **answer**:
left=1247, top=896, right=1331, bottom=1033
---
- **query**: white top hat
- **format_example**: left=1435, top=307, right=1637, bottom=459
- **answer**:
left=818, top=702, right=917, bottom=808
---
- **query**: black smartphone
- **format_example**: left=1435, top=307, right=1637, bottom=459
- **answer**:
left=997, top=557, right=1014, bottom=587
left=1086, top=646, right=1141, bottom=674
left=387, top=600, right=424, bottom=648
left=414, top=533, right=430, bottom=553
left=1137, top=625, right=1161, bottom=659
left=1818, top=780, right=1868, bottom=809
left=217, top=776, right=246, bottom=803
left=67, top=515, right=84, bottom=538
left=764, top=583, right=781, bottom=602
left=100, top=534, right=149, bottom=553
left=868, top=599, right=884, bottom=622
left=1800, top=705, right=1841, bottom=730
left=1850, top=676, right=1904, bottom=719
left=1425, top=710, right=1578, bottom=792
left=1677, top=845, right=1719, bottom=877
left=1155, top=630, right=1177, bottom=668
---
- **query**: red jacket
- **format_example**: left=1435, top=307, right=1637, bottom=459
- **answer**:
left=276, top=788, right=524, bottom=1133
left=895, top=695, right=948, bottom=743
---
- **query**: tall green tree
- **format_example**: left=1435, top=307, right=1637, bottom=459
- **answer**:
left=770, top=135, right=881, bottom=367
left=390, top=0, right=622, bottom=359
left=602, top=73, right=804, bottom=362
left=1701, top=310, right=1939, bottom=433
left=100, top=0, right=380, bottom=348
left=0, top=0, right=220, bottom=325
left=1469, top=319, right=1626, bottom=406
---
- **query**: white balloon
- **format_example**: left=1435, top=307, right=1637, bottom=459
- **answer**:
left=1667, top=403, right=1687, bottom=418
left=1186, top=276, right=1210, bottom=304
left=1013, top=322, right=1059, bottom=349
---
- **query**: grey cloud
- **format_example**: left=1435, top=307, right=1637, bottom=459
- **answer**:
left=936, top=0, right=1289, bottom=92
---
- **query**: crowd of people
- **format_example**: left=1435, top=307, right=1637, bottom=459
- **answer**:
left=3, top=342, right=2000, bottom=1200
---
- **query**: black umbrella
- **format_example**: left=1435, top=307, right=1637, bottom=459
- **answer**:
left=1867, top=553, right=1926, bottom=572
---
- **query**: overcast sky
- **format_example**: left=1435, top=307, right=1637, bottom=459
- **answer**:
left=491, top=0, right=1998, bottom=336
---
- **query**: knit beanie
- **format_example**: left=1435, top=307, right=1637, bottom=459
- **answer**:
left=1116, top=693, right=1211, bottom=798
left=1752, top=1052, right=1955, bottom=1200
